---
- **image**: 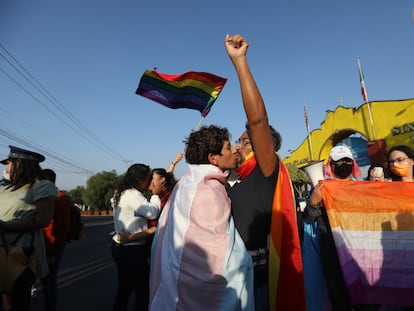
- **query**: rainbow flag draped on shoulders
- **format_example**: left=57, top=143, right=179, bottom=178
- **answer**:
left=135, top=69, right=227, bottom=117
left=321, top=180, right=414, bottom=307
left=268, top=160, right=306, bottom=310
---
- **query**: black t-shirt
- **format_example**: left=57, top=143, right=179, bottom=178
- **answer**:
left=229, top=165, right=279, bottom=251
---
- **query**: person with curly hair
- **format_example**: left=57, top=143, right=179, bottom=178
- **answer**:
left=149, top=124, right=254, bottom=311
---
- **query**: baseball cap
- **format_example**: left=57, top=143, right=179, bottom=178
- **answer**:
left=0, top=146, right=45, bottom=164
left=329, top=145, right=354, bottom=161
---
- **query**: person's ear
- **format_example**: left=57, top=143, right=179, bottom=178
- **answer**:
left=208, top=153, right=219, bottom=166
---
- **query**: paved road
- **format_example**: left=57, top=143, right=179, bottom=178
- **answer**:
left=31, top=216, right=127, bottom=311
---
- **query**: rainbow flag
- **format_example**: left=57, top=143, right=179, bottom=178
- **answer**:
left=135, top=69, right=227, bottom=117
left=321, top=180, right=414, bottom=307
left=268, top=160, right=306, bottom=310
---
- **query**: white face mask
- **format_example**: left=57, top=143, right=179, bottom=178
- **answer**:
left=3, top=168, right=10, bottom=181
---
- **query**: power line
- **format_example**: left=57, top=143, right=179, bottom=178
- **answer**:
left=0, top=43, right=127, bottom=162
left=0, top=66, right=121, bottom=161
left=0, top=127, right=95, bottom=175
left=0, top=106, right=96, bottom=174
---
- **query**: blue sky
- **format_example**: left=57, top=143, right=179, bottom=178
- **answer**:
left=1, top=1, right=413, bottom=190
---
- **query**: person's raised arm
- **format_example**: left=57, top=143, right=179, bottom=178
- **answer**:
left=167, top=152, right=184, bottom=173
left=224, top=34, right=277, bottom=177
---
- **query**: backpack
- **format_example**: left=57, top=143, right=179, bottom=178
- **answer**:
left=67, top=204, right=84, bottom=242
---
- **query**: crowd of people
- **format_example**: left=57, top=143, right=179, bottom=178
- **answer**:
left=108, top=34, right=414, bottom=311
left=1, top=33, right=413, bottom=311
left=301, top=144, right=414, bottom=311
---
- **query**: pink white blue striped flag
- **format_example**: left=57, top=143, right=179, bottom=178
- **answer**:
left=149, top=165, right=254, bottom=310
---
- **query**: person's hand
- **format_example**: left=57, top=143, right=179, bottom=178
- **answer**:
left=173, top=152, right=183, bottom=165
left=149, top=180, right=163, bottom=196
left=224, top=34, right=249, bottom=60
left=146, top=226, right=157, bottom=235
left=309, top=182, right=323, bottom=207
left=118, top=229, right=131, bottom=244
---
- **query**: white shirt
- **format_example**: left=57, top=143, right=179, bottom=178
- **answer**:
left=112, top=188, right=161, bottom=245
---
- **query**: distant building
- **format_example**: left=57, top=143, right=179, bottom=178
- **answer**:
left=283, top=98, right=414, bottom=168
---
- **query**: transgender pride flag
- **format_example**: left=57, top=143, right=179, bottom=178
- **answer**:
left=136, top=69, right=227, bottom=117
left=321, top=180, right=414, bottom=307
left=149, top=165, right=254, bottom=310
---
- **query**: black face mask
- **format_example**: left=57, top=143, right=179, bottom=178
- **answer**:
left=334, top=163, right=353, bottom=179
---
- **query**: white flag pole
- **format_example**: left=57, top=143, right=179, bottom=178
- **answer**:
left=194, top=116, right=205, bottom=132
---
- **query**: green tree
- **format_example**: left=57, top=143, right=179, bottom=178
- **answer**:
left=68, top=186, right=85, bottom=206
left=285, top=162, right=311, bottom=198
left=83, top=170, right=118, bottom=213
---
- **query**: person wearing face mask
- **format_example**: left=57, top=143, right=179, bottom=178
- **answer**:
left=387, top=145, right=414, bottom=182
left=378, top=148, right=414, bottom=311
left=0, top=146, right=57, bottom=311
left=302, top=145, right=375, bottom=311
left=149, top=125, right=254, bottom=311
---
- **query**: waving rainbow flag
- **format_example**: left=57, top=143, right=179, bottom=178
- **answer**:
left=269, top=160, right=306, bottom=310
left=321, top=180, right=414, bottom=307
left=135, top=69, right=227, bottom=117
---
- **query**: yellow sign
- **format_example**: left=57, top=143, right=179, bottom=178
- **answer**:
left=283, top=98, right=414, bottom=167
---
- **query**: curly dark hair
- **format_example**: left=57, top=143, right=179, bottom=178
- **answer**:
left=113, top=163, right=151, bottom=205
left=185, top=125, right=231, bottom=164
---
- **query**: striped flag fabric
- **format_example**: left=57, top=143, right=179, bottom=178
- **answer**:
left=149, top=165, right=254, bottom=310
left=268, top=160, right=306, bottom=310
left=136, top=69, right=227, bottom=117
left=357, top=57, right=368, bottom=102
left=321, top=180, right=414, bottom=307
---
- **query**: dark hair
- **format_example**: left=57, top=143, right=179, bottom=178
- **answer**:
left=42, top=169, right=57, bottom=183
left=245, top=123, right=282, bottom=152
left=387, top=145, right=414, bottom=181
left=365, top=164, right=389, bottom=180
left=387, top=145, right=414, bottom=162
left=152, top=168, right=177, bottom=191
left=185, top=125, right=230, bottom=164
left=113, top=163, right=151, bottom=205
left=6, top=158, right=43, bottom=191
